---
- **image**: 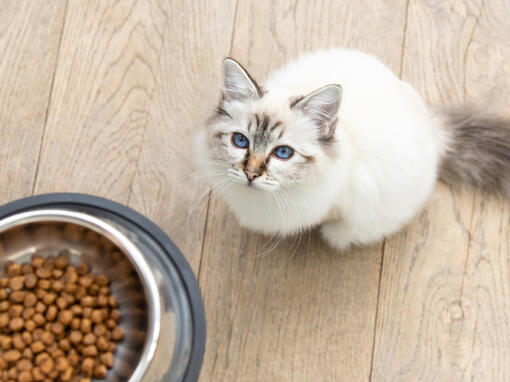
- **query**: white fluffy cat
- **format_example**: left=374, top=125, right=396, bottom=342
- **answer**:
left=195, top=48, right=510, bottom=250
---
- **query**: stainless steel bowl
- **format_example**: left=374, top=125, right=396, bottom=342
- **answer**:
left=0, top=194, right=206, bottom=382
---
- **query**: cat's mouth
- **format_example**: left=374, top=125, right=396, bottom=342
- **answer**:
left=227, top=168, right=279, bottom=192
left=245, top=178, right=280, bottom=192
left=246, top=180, right=264, bottom=190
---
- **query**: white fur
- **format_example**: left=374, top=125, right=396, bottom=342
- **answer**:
left=196, top=48, right=446, bottom=250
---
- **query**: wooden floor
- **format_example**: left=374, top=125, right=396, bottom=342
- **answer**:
left=2, top=0, right=510, bottom=380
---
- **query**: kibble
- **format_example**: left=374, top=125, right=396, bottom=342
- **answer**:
left=39, top=356, right=53, bottom=374
left=81, top=357, right=94, bottom=375
left=0, top=336, right=11, bottom=351
left=22, top=348, right=33, bottom=361
left=8, top=304, right=23, bottom=318
left=24, top=274, right=37, bottom=289
left=41, top=293, right=56, bottom=306
left=8, top=276, right=24, bottom=291
left=12, top=334, right=25, bottom=350
left=10, top=291, right=25, bottom=303
left=0, top=313, right=9, bottom=328
left=82, top=333, right=96, bottom=346
left=6, top=263, right=21, bottom=277
left=0, top=252, right=124, bottom=380
left=18, top=370, right=32, bottom=382
left=30, top=341, right=44, bottom=354
left=24, top=293, right=37, bottom=308
left=93, top=364, right=108, bottom=379
left=52, top=269, right=64, bottom=280
left=24, top=319, right=36, bottom=332
left=35, top=268, right=51, bottom=280
left=17, top=359, right=32, bottom=371
left=9, top=317, right=24, bottom=331
left=21, top=264, right=33, bottom=275
left=34, top=302, right=45, bottom=314
left=3, top=350, right=21, bottom=363
left=41, top=331, right=54, bottom=346
left=32, top=367, right=44, bottom=380
left=0, top=301, right=9, bottom=312
left=32, top=313, right=45, bottom=327
left=21, top=331, right=32, bottom=345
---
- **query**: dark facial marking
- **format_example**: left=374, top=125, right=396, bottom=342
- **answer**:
left=216, top=106, right=231, bottom=118
left=269, top=121, right=282, bottom=132
left=240, top=113, right=280, bottom=177
left=301, top=153, right=316, bottom=163
left=252, top=114, right=271, bottom=151
left=261, top=115, right=270, bottom=131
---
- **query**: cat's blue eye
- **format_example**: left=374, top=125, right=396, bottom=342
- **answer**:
left=232, top=133, right=249, bottom=149
left=273, top=145, right=294, bottom=160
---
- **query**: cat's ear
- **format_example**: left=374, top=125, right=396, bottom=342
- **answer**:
left=292, top=84, right=343, bottom=139
left=222, top=58, right=262, bottom=102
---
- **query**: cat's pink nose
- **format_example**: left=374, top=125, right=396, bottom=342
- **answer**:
left=244, top=169, right=260, bottom=181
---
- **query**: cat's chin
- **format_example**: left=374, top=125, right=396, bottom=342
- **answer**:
left=243, top=182, right=268, bottom=192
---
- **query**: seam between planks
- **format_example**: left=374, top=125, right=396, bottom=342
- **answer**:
left=31, top=0, right=69, bottom=196
left=126, top=7, right=171, bottom=207
left=369, top=240, right=386, bottom=382
left=369, top=1, right=411, bottom=379
left=398, top=0, right=411, bottom=79
left=197, top=0, right=240, bottom=281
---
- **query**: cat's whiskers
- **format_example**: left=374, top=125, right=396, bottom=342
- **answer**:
left=287, top=188, right=314, bottom=254
left=227, top=167, right=246, bottom=183
left=186, top=177, right=229, bottom=249
left=257, top=193, right=286, bottom=257
left=191, top=159, right=226, bottom=166
left=193, top=180, right=233, bottom=245
left=257, top=192, right=285, bottom=257
left=278, top=188, right=305, bottom=264
left=169, top=169, right=226, bottom=189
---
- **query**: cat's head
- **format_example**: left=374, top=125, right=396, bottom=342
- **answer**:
left=197, top=58, right=343, bottom=193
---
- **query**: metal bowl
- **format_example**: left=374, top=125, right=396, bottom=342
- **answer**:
left=0, top=194, right=206, bottom=382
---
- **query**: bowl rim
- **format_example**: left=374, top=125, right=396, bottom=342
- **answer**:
left=0, top=193, right=206, bottom=382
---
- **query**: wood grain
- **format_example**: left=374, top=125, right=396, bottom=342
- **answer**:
left=0, top=1, right=66, bottom=203
left=127, top=0, right=237, bottom=273
left=199, top=1, right=408, bottom=380
left=372, top=0, right=510, bottom=380
left=3, top=1, right=510, bottom=381
left=33, top=0, right=168, bottom=204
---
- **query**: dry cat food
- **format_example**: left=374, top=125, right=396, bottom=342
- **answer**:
left=0, top=250, right=124, bottom=381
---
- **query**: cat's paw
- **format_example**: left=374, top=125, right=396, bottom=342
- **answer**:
left=319, top=222, right=355, bottom=251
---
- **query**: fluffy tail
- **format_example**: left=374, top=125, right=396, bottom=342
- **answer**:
left=439, top=107, right=510, bottom=196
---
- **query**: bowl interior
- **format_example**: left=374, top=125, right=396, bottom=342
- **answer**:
left=0, top=219, right=150, bottom=382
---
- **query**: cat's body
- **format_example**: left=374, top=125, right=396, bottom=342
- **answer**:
left=196, top=48, right=510, bottom=250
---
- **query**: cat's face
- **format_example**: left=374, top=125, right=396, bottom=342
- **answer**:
left=198, top=58, right=342, bottom=193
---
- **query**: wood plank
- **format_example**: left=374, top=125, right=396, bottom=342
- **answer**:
left=33, top=0, right=168, bottom=204
left=0, top=1, right=66, bottom=203
left=199, top=1, right=408, bottom=380
left=372, top=0, right=510, bottom=380
left=127, top=0, right=237, bottom=273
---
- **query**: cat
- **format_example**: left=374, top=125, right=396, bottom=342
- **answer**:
left=194, top=48, right=510, bottom=251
